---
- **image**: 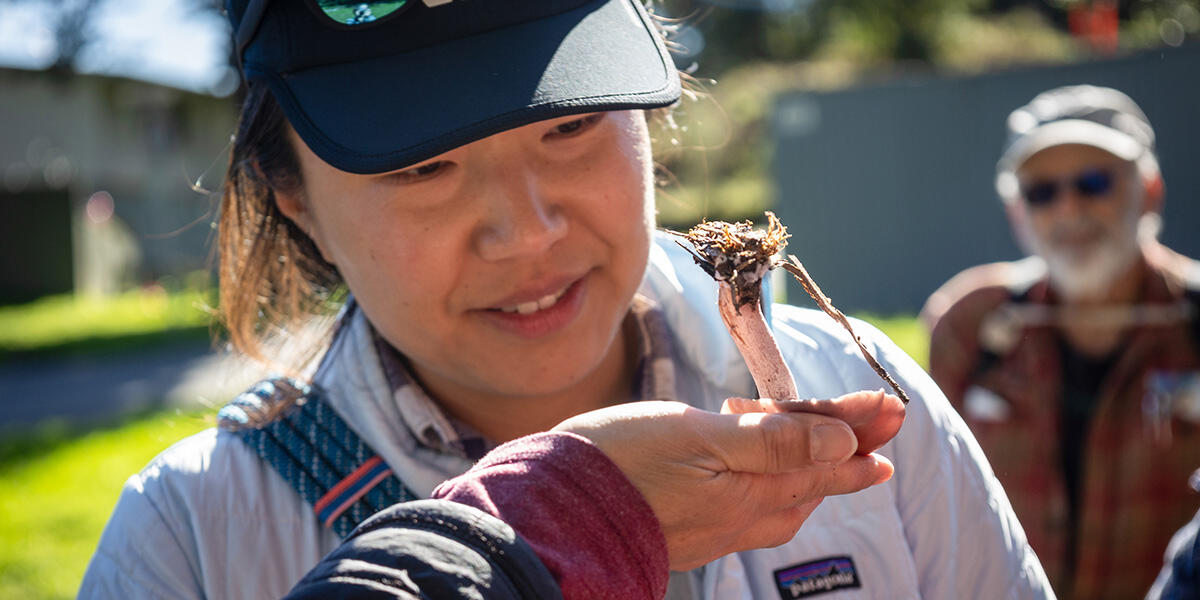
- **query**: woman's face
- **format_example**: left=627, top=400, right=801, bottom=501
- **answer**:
left=282, top=110, right=656, bottom=403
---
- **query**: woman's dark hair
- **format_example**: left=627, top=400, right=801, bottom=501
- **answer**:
left=217, top=84, right=343, bottom=370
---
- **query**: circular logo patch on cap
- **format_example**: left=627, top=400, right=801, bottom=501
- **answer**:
left=313, top=1, right=410, bottom=26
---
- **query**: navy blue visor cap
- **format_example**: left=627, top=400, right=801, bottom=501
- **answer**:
left=227, top=0, right=682, bottom=174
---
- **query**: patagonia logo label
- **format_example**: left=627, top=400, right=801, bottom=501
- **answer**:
left=773, top=555, right=861, bottom=599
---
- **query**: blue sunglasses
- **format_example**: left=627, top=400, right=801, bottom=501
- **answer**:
left=1020, top=168, right=1115, bottom=208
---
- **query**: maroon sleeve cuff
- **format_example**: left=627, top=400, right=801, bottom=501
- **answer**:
left=432, top=431, right=669, bottom=600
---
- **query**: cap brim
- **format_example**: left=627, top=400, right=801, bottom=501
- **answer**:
left=998, top=119, right=1145, bottom=174
left=264, top=0, right=680, bottom=174
left=994, top=119, right=1148, bottom=202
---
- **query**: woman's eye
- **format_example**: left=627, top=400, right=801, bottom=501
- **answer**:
left=388, top=160, right=449, bottom=183
left=546, top=113, right=604, bottom=139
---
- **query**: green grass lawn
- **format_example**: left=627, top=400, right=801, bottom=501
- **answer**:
left=0, top=286, right=216, bottom=361
left=856, top=313, right=930, bottom=371
left=0, top=311, right=925, bottom=599
left=0, top=411, right=214, bottom=599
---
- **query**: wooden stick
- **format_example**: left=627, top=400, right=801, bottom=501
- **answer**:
left=780, top=256, right=910, bottom=404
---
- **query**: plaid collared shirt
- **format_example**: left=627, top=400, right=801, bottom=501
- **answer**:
left=927, top=251, right=1200, bottom=600
left=372, top=294, right=676, bottom=462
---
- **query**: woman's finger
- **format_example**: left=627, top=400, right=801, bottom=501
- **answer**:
left=698, top=409, right=859, bottom=474
left=723, top=390, right=905, bottom=455
left=733, top=454, right=895, bottom=514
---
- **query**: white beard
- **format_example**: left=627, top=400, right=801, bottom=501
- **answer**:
left=1028, top=211, right=1145, bottom=302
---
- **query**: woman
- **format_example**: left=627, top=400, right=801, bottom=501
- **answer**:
left=81, top=1, right=1052, bottom=598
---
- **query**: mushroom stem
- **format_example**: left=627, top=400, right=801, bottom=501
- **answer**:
left=718, top=282, right=798, bottom=401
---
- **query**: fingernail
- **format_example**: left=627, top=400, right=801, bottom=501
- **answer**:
left=875, top=469, right=894, bottom=486
left=811, top=423, right=855, bottom=464
left=873, top=457, right=895, bottom=485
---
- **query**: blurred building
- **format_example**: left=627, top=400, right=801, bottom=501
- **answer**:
left=0, top=67, right=236, bottom=303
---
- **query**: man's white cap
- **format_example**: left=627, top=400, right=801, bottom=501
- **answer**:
left=995, top=85, right=1156, bottom=202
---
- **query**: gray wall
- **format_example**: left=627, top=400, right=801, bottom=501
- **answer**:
left=772, top=44, right=1200, bottom=314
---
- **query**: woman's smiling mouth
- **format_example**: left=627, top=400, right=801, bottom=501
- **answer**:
left=496, top=284, right=571, bottom=315
left=480, top=277, right=589, bottom=339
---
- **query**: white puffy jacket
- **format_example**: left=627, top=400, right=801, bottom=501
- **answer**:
left=80, top=234, right=1053, bottom=599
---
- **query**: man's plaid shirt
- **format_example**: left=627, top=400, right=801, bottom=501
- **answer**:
left=925, top=248, right=1200, bottom=600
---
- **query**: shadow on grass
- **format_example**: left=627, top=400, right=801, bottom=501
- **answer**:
left=0, top=405, right=214, bottom=472
left=0, top=326, right=213, bottom=363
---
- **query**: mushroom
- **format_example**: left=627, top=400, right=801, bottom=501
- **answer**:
left=674, top=212, right=910, bottom=404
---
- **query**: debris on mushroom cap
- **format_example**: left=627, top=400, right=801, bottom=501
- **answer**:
left=673, top=211, right=790, bottom=308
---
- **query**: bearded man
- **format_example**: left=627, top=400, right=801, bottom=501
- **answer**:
left=922, top=85, right=1200, bottom=600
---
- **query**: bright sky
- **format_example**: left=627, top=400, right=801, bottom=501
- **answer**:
left=0, top=0, right=236, bottom=96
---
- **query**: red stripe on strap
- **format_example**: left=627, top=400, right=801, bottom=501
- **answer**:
left=314, top=455, right=385, bottom=515
left=321, top=469, right=392, bottom=529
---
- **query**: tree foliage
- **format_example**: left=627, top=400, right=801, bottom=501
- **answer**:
left=3, top=0, right=226, bottom=73
left=650, top=0, right=1199, bottom=225
left=659, top=0, right=1198, bottom=78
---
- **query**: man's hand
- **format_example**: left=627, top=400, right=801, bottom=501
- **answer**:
left=552, top=390, right=905, bottom=571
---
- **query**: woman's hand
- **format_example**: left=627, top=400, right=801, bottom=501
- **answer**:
left=552, top=390, right=905, bottom=571
left=722, top=389, right=907, bottom=455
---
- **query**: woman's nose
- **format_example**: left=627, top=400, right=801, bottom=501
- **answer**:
left=473, top=164, right=568, bottom=262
